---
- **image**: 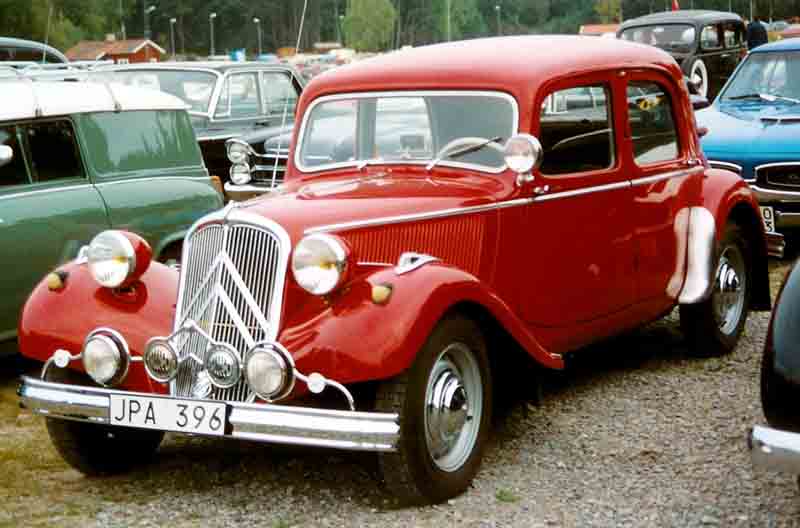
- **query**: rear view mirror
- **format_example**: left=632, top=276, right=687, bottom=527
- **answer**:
left=0, top=145, right=12, bottom=168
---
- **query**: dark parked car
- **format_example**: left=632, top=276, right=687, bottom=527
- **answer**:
left=0, top=37, right=67, bottom=65
left=619, top=10, right=746, bottom=99
left=94, top=62, right=304, bottom=199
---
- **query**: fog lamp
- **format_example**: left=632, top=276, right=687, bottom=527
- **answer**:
left=244, top=345, right=293, bottom=401
left=82, top=329, right=129, bottom=386
left=143, top=338, right=179, bottom=383
left=206, top=344, right=242, bottom=389
left=230, top=163, right=252, bottom=185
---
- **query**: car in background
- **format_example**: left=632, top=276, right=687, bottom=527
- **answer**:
left=0, top=37, right=67, bottom=65
left=619, top=10, right=746, bottom=99
left=94, top=62, right=304, bottom=199
left=0, top=78, right=223, bottom=354
left=17, top=35, right=774, bottom=505
left=697, top=39, right=800, bottom=237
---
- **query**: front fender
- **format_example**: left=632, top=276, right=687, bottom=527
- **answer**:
left=279, top=263, right=563, bottom=386
left=18, top=261, right=178, bottom=394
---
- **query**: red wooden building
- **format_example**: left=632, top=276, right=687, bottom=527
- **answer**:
left=66, top=38, right=165, bottom=63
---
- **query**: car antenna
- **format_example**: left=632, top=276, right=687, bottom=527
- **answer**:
left=42, top=1, right=54, bottom=65
left=270, top=0, right=308, bottom=188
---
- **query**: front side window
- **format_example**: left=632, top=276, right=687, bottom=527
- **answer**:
left=539, top=84, right=614, bottom=175
left=216, top=72, right=262, bottom=119
left=701, top=25, right=722, bottom=50
left=297, top=92, right=516, bottom=172
left=721, top=51, right=800, bottom=100
left=620, top=24, right=696, bottom=52
left=24, top=120, right=84, bottom=182
left=627, top=81, right=679, bottom=165
left=0, top=125, right=28, bottom=187
left=724, top=23, right=743, bottom=47
left=262, top=72, right=299, bottom=118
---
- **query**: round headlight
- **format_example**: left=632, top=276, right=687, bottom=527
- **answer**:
left=227, top=140, right=251, bottom=165
left=244, top=345, right=292, bottom=400
left=291, top=234, right=349, bottom=295
left=82, top=332, right=125, bottom=386
left=144, top=338, right=178, bottom=383
left=230, top=163, right=252, bottom=185
left=503, top=134, right=543, bottom=175
left=87, top=231, right=136, bottom=288
left=205, top=344, right=242, bottom=389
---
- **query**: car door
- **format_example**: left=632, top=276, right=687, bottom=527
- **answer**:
left=625, top=72, right=701, bottom=308
left=0, top=119, right=109, bottom=341
left=517, top=73, right=636, bottom=328
left=721, top=21, right=746, bottom=84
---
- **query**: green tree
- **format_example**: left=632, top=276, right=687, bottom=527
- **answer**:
left=343, top=0, right=397, bottom=51
left=595, top=0, right=622, bottom=23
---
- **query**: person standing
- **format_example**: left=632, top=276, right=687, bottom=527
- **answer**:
left=747, top=15, right=769, bottom=50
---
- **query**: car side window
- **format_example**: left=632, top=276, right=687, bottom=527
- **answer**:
left=215, top=72, right=262, bottom=119
left=23, top=119, right=84, bottom=183
left=724, top=23, right=743, bottom=48
left=262, top=72, right=299, bottom=118
left=375, top=97, right=433, bottom=160
left=627, top=82, right=679, bottom=165
left=701, top=25, right=722, bottom=50
left=0, top=125, right=29, bottom=187
left=539, top=84, right=614, bottom=175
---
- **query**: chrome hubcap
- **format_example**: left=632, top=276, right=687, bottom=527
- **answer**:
left=424, top=342, right=483, bottom=473
left=712, top=245, right=746, bottom=335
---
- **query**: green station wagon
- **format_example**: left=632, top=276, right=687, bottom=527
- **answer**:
left=0, top=79, right=223, bottom=353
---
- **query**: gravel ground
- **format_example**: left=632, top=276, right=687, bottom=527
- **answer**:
left=1, top=259, right=799, bottom=527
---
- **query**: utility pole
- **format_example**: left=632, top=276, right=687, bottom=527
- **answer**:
left=209, top=12, right=217, bottom=57
left=119, top=0, right=126, bottom=40
left=446, top=0, right=451, bottom=41
left=253, top=18, right=262, bottom=57
left=495, top=4, right=501, bottom=35
left=170, top=17, right=176, bottom=59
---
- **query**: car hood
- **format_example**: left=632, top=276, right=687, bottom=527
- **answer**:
left=236, top=168, right=508, bottom=243
left=698, top=102, right=800, bottom=156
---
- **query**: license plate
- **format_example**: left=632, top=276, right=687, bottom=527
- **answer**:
left=109, top=395, right=226, bottom=436
left=760, top=206, right=777, bottom=233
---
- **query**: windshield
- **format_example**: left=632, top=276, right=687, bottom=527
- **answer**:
left=620, top=24, right=696, bottom=52
left=721, top=51, right=800, bottom=101
left=93, top=70, right=218, bottom=113
left=297, top=92, right=516, bottom=172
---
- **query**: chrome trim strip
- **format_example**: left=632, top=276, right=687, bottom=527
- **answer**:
left=751, top=184, right=800, bottom=199
left=293, top=90, right=519, bottom=175
left=708, top=160, right=743, bottom=173
left=750, top=425, right=800, bottom=475
left=630, top=167, right=703, bottom=188
left=766, top=232, right=786, bottom=259
left=532, top=180, right=629, bottom=202
left=94, top=176, right=212, bottom=187
left=18, top=376, right=399, bottom=452
left=0, top=184, right=93, bottom=202
left=197, top=133, right=238, bottom=142
left=756, top=161, right=800, bottom=171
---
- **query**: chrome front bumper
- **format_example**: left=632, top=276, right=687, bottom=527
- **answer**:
left=19, top=376, right=400, bottom=452
left=749, top=425, right=800, bottom=474
left=751, top=185, right=800, bottom=230
left=223, top=182, right=279, bottom=201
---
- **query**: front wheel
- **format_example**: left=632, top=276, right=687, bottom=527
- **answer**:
left=689, top=58, right=709, bottom=99
left=375, top=315, right=492, bottom=504
left=45, top=368, right=164, bottom=476
left=680, top=223, right=751, bottom=357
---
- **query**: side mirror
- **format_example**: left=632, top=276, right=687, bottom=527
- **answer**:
left=697, top=125, right=709, bottom=138
left=0, top=145, right=12, bottom=168
left=691, top=95, right=711, bottom=111
left=504, top=134, right=543, bottom=186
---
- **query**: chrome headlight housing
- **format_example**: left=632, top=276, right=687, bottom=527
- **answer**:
left=226, top=139, right=252, bottom=165
left=244, top=343, right=294, bottom=401
left=87, top=231, right=137, bottom=288
left=206, top=344, right=242, bottom=389
left=143, top=337, right=179, bottom=383
left=230, top=162, right=252, bottom=185
left=291, top=234, right=349, bottom=295
left=82, top=328, right=129, bottom=386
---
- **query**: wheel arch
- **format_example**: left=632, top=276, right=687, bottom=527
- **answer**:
left=728, top=200, right=771, bottom=311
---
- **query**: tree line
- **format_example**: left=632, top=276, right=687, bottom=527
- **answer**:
left=3, top=0, right=800, bottom=55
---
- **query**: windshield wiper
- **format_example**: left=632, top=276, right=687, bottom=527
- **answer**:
left=728, top=93, right=800, bottom=104
left=426, top=136, right=502, bottom=171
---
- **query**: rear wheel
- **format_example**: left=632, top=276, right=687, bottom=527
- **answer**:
left=680, top=223, right=751, bottom=357
left=375, top=315, right=492, bottom=504
left=689, top=58, right=709, bottom=98
left=45, top=368, right=164, bottom=476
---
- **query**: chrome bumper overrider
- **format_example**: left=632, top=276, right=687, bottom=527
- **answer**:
left=767, top=232, right=786, bottom=259
left=749, top=425, right=800, bottom=474
left=18, top=376, right=400, bottom=452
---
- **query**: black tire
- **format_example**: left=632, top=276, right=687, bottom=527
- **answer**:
left=45, top=368, right=164, bottom=476
left=680, top=223, right=751, bottom=357
left=761, top=342, right=800, bottom=433
left=375, top=315, right=492, bottom=505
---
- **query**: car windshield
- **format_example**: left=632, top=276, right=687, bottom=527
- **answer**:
left=297, top=92, right=516, bottom=172
left=721, top=51, right=800, bottom=102
left=93, top=70, right=218, bottom=113
left=620, top=24, right=696, bottom=52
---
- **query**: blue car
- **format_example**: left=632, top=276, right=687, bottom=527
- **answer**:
left=697, top=39, right=800, bottom=234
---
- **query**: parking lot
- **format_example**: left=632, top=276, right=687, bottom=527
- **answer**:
left=0, top=256, right=796, bottom=528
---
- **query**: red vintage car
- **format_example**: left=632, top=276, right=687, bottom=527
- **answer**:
left=18, top=36, right=780, bottom=504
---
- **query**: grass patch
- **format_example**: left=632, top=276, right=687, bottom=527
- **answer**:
left=495, top=488, right=520, bottom=503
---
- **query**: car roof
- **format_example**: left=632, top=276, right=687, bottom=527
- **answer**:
left=303, top=35, right=678, bottom=103
left=101, top=61, right=295, bottom=74
left=619, top=10, right=742, bottom=29
left=750, top=38, right=800, bottom=53
left=0, top=37, right=68, bottom=63
left=0, top=79, right=189, bottom=122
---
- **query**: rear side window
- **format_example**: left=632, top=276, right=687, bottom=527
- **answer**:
left=539, top=84, right=615, bottom=175
left=724, top=23, right=744, bottom=47
left=0, top=125, right=28, bottom=187
left=700, top=25, right=722, bottom=49
left=216, top=72, right=261, bottom=118
left=24, top=119, right=84, bottom=182
left=262, top=72, right=299, bottom=118
left=627, top=82, right=679, bottom=165
left=80, top=110, right=202, bottom=175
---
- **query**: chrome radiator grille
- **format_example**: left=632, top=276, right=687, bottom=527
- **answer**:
left=172, top=217, right=288, bottom=402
